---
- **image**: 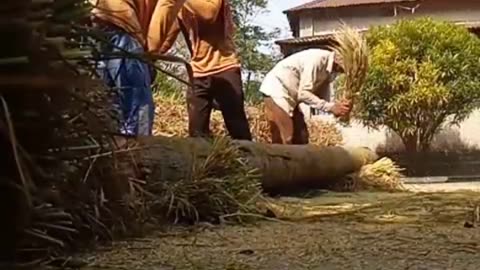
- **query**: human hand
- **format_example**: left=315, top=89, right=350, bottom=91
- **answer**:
left=330, top=99, right=352, bottom=117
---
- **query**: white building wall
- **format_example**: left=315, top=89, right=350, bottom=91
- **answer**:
left=299, top=15, right=314, bottom=37
left=297, top=0, right=480, bottom=36
left=311, top=9, right=480, bottom=35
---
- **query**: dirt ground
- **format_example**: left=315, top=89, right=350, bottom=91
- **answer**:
left=80, top=191, right=480, bottom=270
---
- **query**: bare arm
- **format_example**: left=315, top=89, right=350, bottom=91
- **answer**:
left=184, top=0, right=222, bottom=23
left=147, top=0, right=187, bottom=53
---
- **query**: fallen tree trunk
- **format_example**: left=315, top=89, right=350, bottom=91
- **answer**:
left=135, top=136, right=378, bottom=194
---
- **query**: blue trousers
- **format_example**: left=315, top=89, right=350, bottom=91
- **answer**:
left=98, top=29, right=155, bottom=136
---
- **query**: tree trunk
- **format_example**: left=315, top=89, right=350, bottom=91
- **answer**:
left=402, top=135, right=419, bottom=153
left=135, top=136, right=379, bottom=194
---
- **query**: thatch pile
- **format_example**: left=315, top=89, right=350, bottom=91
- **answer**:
left=0, top=0, right=145, bottom=266
left=355, top=157, right=405, bottom=191
left=153, top=93, right=344, bottom=146
left=337, top=157, right=405, bottom=192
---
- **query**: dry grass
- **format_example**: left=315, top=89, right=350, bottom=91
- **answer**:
left=330, top=23, right=369, bottom=122
left=351, top=157, right=405, bottom=191
left=327, top=157, right=404, bottom=192
left=153, top=93, right=343, bottom=147
left=84, top=191, right=480, bottom=270
left=144, top=137, right=263, bottom=224
left=1, top=0, right=147, bottom=266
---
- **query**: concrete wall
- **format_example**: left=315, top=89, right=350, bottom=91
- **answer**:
left=298, top=0, right=480, bottom=37
left=299, top=16, right=314, bottom=37
left=313, top=110, right=480, bottom=152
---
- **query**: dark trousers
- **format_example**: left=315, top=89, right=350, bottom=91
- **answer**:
left=187, top=68, right=252, bottom=140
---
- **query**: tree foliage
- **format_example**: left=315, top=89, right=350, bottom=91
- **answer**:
left=230, top=0, right=281, bottom=104
left=356, top=18, right=480, bottom=152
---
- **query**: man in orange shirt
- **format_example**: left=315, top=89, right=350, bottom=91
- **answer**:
left=158, top=0, right=252, bottom=140
left=90, top=0, right=185, bottom=136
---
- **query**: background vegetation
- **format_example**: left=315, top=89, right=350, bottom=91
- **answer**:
left=355, top=18, right=480, bottom=152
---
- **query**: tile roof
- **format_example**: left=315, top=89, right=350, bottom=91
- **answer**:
left=285, top=0, right=417, bottom=13
left=275, top=35, right=331, bottom=45
left=276, top=21, right=480, bottom=46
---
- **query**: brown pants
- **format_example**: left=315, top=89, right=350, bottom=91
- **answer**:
left=264, top=97, right=309, bottom=144
left=187, top=68, right=252, bottom=140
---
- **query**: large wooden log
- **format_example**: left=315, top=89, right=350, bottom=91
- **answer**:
left=136, top=136, right=378, bottom=194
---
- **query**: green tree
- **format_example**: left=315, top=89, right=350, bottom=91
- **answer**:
left=230, top=0, right=281, bottom=104
left=356, top=18, right=480, bottom=152
left=152, top=35, right=191, bottom=98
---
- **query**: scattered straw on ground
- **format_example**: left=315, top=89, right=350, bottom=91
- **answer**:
left=82, top=191, right=480, bottom=270
left=153, top=93, right=343, bottom=147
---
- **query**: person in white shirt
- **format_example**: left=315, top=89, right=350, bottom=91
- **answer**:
left=259, top=48, right=351, bottom=144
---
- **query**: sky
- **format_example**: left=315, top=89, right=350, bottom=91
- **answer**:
left=253, top=0, right=309, bottom=41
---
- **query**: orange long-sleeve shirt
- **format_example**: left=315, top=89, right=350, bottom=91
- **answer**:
left=89, top=0, right=185, bottom=53
left=159, top=0, right=240, bottom=78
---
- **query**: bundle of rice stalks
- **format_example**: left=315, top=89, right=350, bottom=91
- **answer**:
left=329, top=23, right=369, bottom=123
left=144, top=137, right=262, bottom=224
left=153, top=93, right=343, bottom=146
left=335, top=157, right=405, bottom=192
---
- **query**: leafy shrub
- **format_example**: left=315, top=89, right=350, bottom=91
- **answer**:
left=356, top=18, right=480, bottom=152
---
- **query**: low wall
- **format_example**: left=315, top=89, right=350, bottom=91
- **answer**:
left=313, top=109, right=480, bottom=152
left=313, top=109, right=480, bottom=176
